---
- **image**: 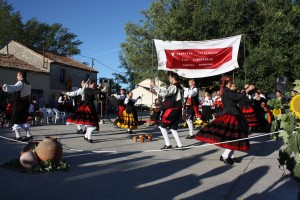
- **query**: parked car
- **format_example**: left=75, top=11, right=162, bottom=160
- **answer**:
left=134, top=104, right=150, bottom=111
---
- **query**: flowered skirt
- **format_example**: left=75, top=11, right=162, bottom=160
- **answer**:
left=241, top=106, right=258, bottom=127
left=115, top=107, right=138, bottom=130
left=66, top=104, right=99, bottom=131
left=195, top=114, right=249, bottom=151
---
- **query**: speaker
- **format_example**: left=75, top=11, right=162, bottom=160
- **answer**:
left=275, top=77, right=288, bottom=93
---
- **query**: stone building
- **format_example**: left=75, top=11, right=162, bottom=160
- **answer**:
left=0, top=41, right=98, bottom=105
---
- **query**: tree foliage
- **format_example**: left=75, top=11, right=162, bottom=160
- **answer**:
left=0, top=0, right=81, bottom=56
left=119, top=0, right=300, bottom=92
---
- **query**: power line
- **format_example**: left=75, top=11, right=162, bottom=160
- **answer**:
left=77, top=54, right=124, bottom=74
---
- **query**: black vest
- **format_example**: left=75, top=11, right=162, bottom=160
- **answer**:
left=117, top=95, right=125, bottom=106
left=163, top=82, right=182, bottom=109
left=126, top=98, right=135, bottom=107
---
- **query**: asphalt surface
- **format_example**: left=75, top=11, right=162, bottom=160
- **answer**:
left=0, top=115, right=298, bottom=200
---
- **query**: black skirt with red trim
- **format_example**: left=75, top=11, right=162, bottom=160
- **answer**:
left=66, top=104, right=99, bottom=131
left=195, top=114, right=249, bottom=151
left=161, top=108, right=182, bottom=130
left=241, top=106, right=258, bottom=127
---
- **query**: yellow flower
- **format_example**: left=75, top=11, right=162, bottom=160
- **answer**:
left=290, top=94, right=300, bottom=118
left=272, top=109, right=281, bottom=117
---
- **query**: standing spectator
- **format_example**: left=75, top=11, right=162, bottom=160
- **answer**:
left=201, top=91, right=213, bottom=122
left=150, top=98, right=162, bottom=125
left=213, top=90, right=222, bottom=116
left=5, top=100, right=13, bottom=127
left=253, top=90, right=270, bottom=131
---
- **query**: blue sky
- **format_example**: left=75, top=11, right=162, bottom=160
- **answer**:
left=7, top=0, right=153, bottom=82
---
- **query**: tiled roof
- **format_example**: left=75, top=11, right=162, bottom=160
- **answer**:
left=13, top=41, right=98, bottom=73
left=0, top=54, right=48, bottom=73
left=37, top=50, right=98, bottom=73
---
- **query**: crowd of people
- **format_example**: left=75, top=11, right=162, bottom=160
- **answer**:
left=1, top=70, right=298, bottom=165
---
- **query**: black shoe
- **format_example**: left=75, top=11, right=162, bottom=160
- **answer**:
left=127, top=130, right=133, bottom=134
left=12, top=137, right=22, bottom=141
left=220, top=156, right=234, bottom=165
left=84, top=137, right=88, bottom=141
left=175, top=145, right=184, bottom=150
left=229, top=157, right=241, bottom=163
left=22, top=136, right=33, bottom=141
left=82, top=130, right=87, bottom=134
left=76, top=129, right=83, bottom=134
left=185, top=135, right=195, bottom=139
left=87, top=139, right=93, bottom=143
left=161, top=145, right=172, bottom=150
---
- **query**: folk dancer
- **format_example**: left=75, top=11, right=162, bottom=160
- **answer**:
left=195, top=77, right=255, bottom=165
left=116, top=92, right=140, bottom=134
left=182, top=79, right=201, bottom=139
left=66, top=80, right=102, bottom=143
left=64, top=79, right=89, bottom=134
left=112, top=89, right=126, bottom=126
left=2, top=71, right=33, bottom=141
left=151, top=72, right=183, bottom=149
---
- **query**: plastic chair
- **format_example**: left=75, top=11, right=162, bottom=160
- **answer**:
left=39, top=108, right=54, bottom=124
left=52, top=108, right=66, bottom=124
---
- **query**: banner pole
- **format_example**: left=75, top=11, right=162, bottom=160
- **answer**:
left=151, top=39, right=154, bottom=107
left=244, top=34, right=247, bottom=84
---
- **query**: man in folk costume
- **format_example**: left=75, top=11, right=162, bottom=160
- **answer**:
left=2, top=71, right=33, bottom=141
left=66, top=80, right=102, bottom=143
left=182, top=79, right=201, bottom=139
left=64, top=79, right=89, bottom=134
left=151, top=72, right=183, bottom=149
left=195, top=77, right=255, bottom=165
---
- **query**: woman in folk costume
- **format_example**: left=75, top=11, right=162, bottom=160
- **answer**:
left=116, top=92, right=140, bottom=134
left=195, top=77, right=255, bottom=165
left=112, top=88, right=126, bottom=126
left=2, top=71, right=33, bottom=141
left=238, top=84, right=258, bottom=129
left=64, top=79, right=89, bottom=134
left=66, top=80, right=102, bottom=143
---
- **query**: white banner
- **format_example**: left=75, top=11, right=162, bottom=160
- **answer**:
left=154, top=35, right=242, bottom=78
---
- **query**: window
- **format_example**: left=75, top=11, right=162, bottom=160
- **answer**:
left=60, top=69, right=65, bottom=83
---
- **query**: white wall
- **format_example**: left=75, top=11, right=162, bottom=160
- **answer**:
left=131, top=86, right=158, bottom=107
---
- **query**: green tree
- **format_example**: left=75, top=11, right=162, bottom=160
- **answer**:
left=119, top=0, right=300, bottom=92
left=23, top=18, right=82, bottom=55
left=0, top=0, right=24, bottom=48
left=0, top=0, right=82, bottom=56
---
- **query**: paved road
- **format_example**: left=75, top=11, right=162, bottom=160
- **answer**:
left=0, top=119, right=297, bottom=200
